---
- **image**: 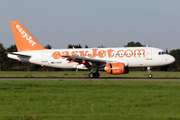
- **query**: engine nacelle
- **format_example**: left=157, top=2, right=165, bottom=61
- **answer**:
left=105, top=63, right=129, bottom=74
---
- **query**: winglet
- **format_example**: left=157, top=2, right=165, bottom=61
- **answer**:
left=10, top=21, right=46, bottom=51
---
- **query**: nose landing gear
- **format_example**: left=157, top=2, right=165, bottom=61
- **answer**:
left=147, top=67, right=152, bottom=78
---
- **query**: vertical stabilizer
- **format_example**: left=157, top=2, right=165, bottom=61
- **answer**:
left=10, top=21, right=46, bottom=51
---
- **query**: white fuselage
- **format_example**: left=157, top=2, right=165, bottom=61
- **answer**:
left=8, top=47, right=175, bottom=69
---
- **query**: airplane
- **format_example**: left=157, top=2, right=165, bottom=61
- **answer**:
left=7, top=21, right=175, bottom=78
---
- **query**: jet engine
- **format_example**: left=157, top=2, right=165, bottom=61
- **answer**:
left=105, top=63, right=129, bottom=74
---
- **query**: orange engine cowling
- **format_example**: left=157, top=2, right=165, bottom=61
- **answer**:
left=105, top=63, right=129, bottom=74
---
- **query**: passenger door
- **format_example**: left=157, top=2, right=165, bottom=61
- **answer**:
left=146, top=49, right=152, bottom=60
left=42, top=52, right=48, bottom=62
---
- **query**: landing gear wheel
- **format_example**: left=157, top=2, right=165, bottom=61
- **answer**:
left=89, top=73, right=94, bottom=78
left=147, top=67, right=152, bottom=78
left=89, top=73, right=100, bottom=78
left=94, top=73, right=100, bottom=78
left=148, top=74, right=152, bottom=78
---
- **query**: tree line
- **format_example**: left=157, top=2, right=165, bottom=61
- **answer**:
left=0, top=42, right=179, bottom=71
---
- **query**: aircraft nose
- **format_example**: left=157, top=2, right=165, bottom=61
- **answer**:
left=169, top=55, right=175, bottom=64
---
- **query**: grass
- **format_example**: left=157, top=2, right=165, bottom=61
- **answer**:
left=0, top=71, right=180, bottom=78
left=0, top=80, right=180, bottom=120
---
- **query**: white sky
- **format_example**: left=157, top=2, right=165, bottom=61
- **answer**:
left=0, top=0, right=180, bottom=51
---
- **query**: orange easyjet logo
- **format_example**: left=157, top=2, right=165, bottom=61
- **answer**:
left=16, top=25, right=36, bottom=47
left=52, top=49, right=145, bottom=59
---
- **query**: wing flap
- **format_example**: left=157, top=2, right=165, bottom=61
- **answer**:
left=63, top=55, right=106, bottom=63
left=63, top=55, right=106, bottom=68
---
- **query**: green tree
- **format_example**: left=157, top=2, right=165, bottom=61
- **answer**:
left=5, top=45, right=21, bottom=71
left=98, top=45, right=106, bottom=48
left=169, top=49, right=180, bottom=71
left=166, top=49, right=169, bottom=54
left=77, top=44, right=82, bottom=48
left=134, top=42, right=142, bottom=47
left=6, top=45, right=17, bottom=52
left=0, top=43, right=6, bottom=71
left=85, top=45, right=89, bottom=48
left=124, top=41, right=142, bottom=47
left=68, top=44, right=73, bottom=48
left=5, top=45, right=32, bottom=71
left=68, top=44, right=82, bottom=48
left=45, top=44, right=52, bottom=49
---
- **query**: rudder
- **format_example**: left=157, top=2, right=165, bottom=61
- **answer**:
left=10, top=21, right=46, bottom=51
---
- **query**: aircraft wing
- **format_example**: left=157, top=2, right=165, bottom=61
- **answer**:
left=63, top=55, right=106, bottom=68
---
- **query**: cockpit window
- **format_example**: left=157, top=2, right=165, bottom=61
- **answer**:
left=158, top=52, right=167, bottom=55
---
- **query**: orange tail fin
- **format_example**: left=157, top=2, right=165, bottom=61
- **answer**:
left=10, top=21, right=46, bottom=51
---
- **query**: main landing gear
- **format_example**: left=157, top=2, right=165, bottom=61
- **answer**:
left=89, top=69, right=100, bottom=78
left=147, top=67, right=152, bottom=78
left=89, top=72, right=100, bottom=78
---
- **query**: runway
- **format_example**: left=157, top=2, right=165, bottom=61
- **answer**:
left=0, top=77, right=180, bottom=81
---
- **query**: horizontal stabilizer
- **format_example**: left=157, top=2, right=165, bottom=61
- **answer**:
left=7, top=52, right=31, bottom=57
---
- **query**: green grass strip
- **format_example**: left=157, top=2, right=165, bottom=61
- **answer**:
left=0, top=80, right=180, bottom=120
left=0, top=71, right=180, bottom=78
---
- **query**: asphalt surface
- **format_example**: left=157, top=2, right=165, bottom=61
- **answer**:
left=0, top=77, right=180, bottom=81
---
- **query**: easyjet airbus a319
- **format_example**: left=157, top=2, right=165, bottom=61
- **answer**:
left=8, top=21, right=175, bottom=78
